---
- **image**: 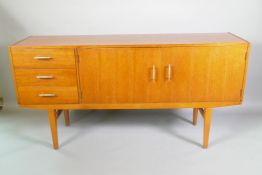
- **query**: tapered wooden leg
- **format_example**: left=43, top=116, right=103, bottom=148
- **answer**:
left=193, top=108, right=198, bottom=125
left=203, top=108, right=212, bottom=149
left=64, top=110, right=70, bottom=126
left=48, top=109, right=59, bottom=150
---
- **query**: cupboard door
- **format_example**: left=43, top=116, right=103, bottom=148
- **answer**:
left=161, top=45, right=247, bottom=102
left=78, top=48, right=162, bottom=103
left=133, top=48, right=163, bottom=103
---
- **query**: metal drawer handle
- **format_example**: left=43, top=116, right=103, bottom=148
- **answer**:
left=33, top=56, right=52, bottom=60
left=167, top=64, right=172, bottom=80
left=152, top=65, right=156, bottom=81
left=36, top=75, right=54, bottom=79
left=39, top=93, right=56, bottom=97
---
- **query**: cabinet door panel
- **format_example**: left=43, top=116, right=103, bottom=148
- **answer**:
left=161, top=48, right=192, bottom=102
left=78, top=48, right=132, bottom=103
left=133, top=48, right=162, bottom=103
left=79, top=46, right=247, bottom=104
left=162, top=45, right=247, bottom=102
left=78, top=48, right=162, bottom=103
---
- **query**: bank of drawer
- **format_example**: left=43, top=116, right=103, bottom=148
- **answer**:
left=18, top=87, right=78, bottom=104
left=11, top=48, right=76, bottom=68
left=15, top=69, right=77, bottom=87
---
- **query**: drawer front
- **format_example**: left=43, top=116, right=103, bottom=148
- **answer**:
left=15, top=69, right=78, bottom=87
left=18, top=87, right=78, bottom=104
left=11, top=48, right=76, bottom=68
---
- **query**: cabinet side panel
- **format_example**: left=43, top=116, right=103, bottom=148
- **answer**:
left=240, top=44, right=250, bottom=102
left=9, top=47, right=21, bottom=104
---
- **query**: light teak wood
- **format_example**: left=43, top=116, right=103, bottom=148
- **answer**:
left=192, top=108, right=212, bottom=148
left=202, top=108, right=212, bottom=148
left=17, top=86, right=78, bottom=104
left=9, top=33, right=250, bottom=149
left=11, top=48, right=76, bottom=68
left=12, top=33, right=247, bottom=47
left=14, top=69, right=78, bottom=87
left=193, top=108, right=198, bottom=125
left=48, top=110, right=58, bottom=149
left=55, top=110, right=70, bottom=125
left=161, top=46, right=246, bottom=102
left=64, top=110, right=70, bottom=126
left=78, top=48, right=164, bottom=103
left=78, top=46, right=246, bottom=103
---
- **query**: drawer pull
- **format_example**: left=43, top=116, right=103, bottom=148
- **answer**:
left=39, top=93, right=56, bottom=97
left=33, top=56, right=52, bottom=60
left=167, top=64, right=172, bottom=80
left=152, top=65, right=156, bottom=81
left=36, top=75, right=54, bottom=79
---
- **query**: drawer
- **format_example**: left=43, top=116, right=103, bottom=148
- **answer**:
left=17, top=87, right=78, bottom=104
left=11, top=48, right=76, bottom=68
left=15, top=69, right=78, bottom=87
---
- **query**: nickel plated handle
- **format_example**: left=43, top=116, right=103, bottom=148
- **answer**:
left=167, top=64, right=172, bottom=80
left=36, top=75, right=54, bottom=79
left=38, top=93, right=56, bottom=97
left=33, top=56, right=52, bottom=60
left=152, top=65, right=156, bottom=81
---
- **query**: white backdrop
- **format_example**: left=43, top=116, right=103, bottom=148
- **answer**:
left=0, top=0, right=262, bottom=106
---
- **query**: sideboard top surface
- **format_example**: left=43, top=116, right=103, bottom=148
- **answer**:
left=11, top=33, right=249, bottom=48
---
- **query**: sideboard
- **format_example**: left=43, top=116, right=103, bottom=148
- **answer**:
left=9, top=33, right=250, bottom=149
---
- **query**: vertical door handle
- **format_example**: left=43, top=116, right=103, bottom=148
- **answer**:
left=152, top=65, right=156, bottom=81
left=167, top=64, right=172, bottom=80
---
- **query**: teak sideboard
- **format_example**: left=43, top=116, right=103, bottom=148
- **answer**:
left=9, top=33, right=250, bottom=149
